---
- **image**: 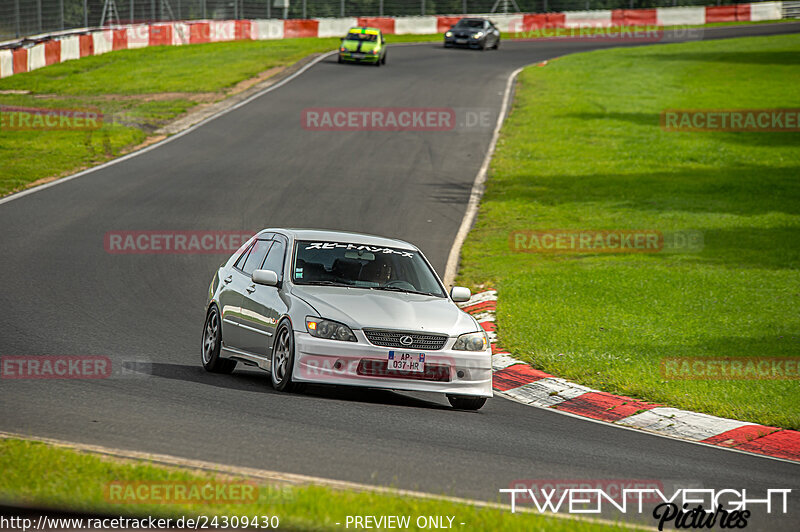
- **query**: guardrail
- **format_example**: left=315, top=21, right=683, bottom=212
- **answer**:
left=783, top=0, right=800, bottom=17
left=0, top=0, right=780, bottom=42
left=0, top=3, right=788, bottom=80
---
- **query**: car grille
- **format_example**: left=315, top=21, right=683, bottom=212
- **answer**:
left=357, top=359, right=451, bottom=382
left=363, top=330, right=448, bottom=351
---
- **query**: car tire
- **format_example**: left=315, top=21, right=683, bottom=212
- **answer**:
left=374, top=58, right=381, bottom=67
left=201, top=305, right=236, bottom=374
left=381, top=53, right=386, bottom=65
left=271, top=320, right=301, bottom=392
left=337, top=55, right=343, bottom=64
left=493, top=39, right=499, bottom=50
left=447, top=395, right=487, bottom=411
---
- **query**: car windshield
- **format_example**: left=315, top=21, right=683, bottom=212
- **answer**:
left=455, top=20, right=484, bottom=28
left=345, top=32, right=378, bottom=42
left=293, top=240, right=445, bottom=297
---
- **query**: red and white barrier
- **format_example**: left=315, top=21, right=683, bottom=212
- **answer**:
left=92, top=30, right=114, bottom=56
left=564, top=10, right=613, bottom=28
left=752, top=1, right=783, bottom=20
left=60, top=35, right=80, bottom=61
left=172, top=22, right=190, bottom=45
left=27, top=43, right=46, bottom=71
left=0, top=3, right=788, bottom=79
left=252, top=19, right=284, bottom=40
left=487, top=13, right=525, bottom=33
left=395, top=16, right=438, bottom=35
left=0, top=49, right=12, bottom=78
left=656, top=6, right=707, bottom=26
left=318, top=17, right=358, bottom=38
left=127, top=25, right=149, bottom=48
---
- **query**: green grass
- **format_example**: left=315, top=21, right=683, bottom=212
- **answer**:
left=457, top=33, right=800, bottom=430
left=0, top=36, right=429, bottom=197
left=0, top=438, right=637, bottom=531
left=0, top=20, right=789, bottom=197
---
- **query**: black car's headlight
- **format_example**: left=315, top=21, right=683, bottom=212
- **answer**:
left=453, top=331, right=489, bottom=351
left=445, top=31, right=453, bottom=37
left=472, top=32, right=484, bottom=39
left=306, top=317, right=357, bottom=342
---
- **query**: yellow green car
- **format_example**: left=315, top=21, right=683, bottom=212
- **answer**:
left=338, top=27, right=387, bottom=66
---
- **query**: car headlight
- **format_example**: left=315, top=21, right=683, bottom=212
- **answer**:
left=473, top=32, right=484, bottom=39
left=306, top=317, right=357, bottom=342
left=453, top=331, right=489, bottom=351
left=340, top=47, right=346, bottom=52
left=445, top=31, right=453, bottom=37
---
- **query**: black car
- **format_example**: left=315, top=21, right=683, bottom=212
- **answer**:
left=444, top=18, right=500, bottom=50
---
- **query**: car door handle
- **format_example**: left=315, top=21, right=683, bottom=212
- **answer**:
left=246, top=285, right=256, bottom=293
left=223, top=275, right=232, bottom=284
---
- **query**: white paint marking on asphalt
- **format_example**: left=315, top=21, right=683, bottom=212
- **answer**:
left=619, top=407, right=754, bottom=442
left=505, top=377, right=595, bottom=407
left=0, top=431, right=654, bottom=531
left=442, top=65, right=524, bottom=287
left=0, top=51, right=337, bottom=207
left=492, top=353, right=525, bottom=370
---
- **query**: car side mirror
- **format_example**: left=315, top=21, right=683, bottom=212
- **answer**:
left=252, top=269, right=279, bottom=287
left=450, top=286, right=471, bottom=303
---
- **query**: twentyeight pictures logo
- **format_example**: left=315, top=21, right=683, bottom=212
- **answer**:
left=500, top=486, right=792, bottom=530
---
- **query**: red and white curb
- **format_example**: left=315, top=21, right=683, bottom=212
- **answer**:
left=0, top=2, right=788, bottom=79
left=458, top=290, right=800, bottom=462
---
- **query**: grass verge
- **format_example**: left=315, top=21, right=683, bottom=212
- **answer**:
left=0, top=35, right=425, bottom=197
left=1, top=20, right=790, bottom=197
left=0, top=438, right=637, bottom=531
left=457, top=33, right=800, bottom=429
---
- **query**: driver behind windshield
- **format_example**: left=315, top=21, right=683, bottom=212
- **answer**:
left=359, top=257, right=393, bottom=285
left=346, top=32, right=377, bottom=42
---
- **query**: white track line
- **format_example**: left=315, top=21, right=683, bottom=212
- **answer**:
left=0, top=431, right=654, bottom=530
left=443, top=65, right=524, bottom=287
left=0, top=51, right=336, bottom=207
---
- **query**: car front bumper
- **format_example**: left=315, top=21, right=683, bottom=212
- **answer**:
left=339, top=52, right=381, bottom=63
left=444, top=37, right=484, bottom=48
left=292, top=330, right=493, bottom=397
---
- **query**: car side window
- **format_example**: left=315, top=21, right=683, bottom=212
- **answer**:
left=234, top=241, right=255, bottom=270
left=241, top=239, right=272, bottom=276
left=262, top=239, right=286, bottom=281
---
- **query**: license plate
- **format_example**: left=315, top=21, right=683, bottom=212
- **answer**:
left=387, top=351, right=425, bottom=373
left=352, top=52, right=364, bottom=59
left=456, top=38, right=467, bottom=44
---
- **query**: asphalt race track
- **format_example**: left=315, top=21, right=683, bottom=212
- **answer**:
left=2, top=22, right=800, bottom=530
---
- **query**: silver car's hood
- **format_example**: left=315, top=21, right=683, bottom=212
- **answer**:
left=290, top=285, right=477, bottom=335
